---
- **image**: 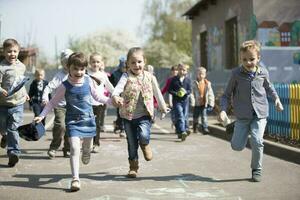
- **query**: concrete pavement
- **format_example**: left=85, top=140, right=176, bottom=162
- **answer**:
left=0, top=111, right=299, bottom=200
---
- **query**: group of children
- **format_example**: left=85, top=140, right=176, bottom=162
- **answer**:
left=0, top=38, right=283, bottom=192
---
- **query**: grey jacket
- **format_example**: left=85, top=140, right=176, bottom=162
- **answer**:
left=0, top=59, right=27, bottom=106
left=221, top=66, right=279, bottom=119
left=192, top=79, right=215, bottom=107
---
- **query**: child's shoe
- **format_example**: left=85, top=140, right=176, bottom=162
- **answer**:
left=127, top=160, right=139, bottom=178
left=8, top=153, right=19, bottom=167
left=47, top=149, right=56, bottom=159
left=119, top=131, right=126, bottom=138
left=252, top=169, right=262, bottom=182
left=70, top=179, right=80, bottom=192
left=140, top=144, right=153, bottom=161
left=63, top=150, right=70, bottom=158
left=82, top=151, right=91, bottom=165
left=0, top=135, right=7, bottom=148
left=203, top=128, right=210, bottom=135
left=91, top=145, right=99, bottom=153
left=181, top=132, right=187, bottom=141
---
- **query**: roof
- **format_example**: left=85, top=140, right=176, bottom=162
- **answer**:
left=258, top=21, right=278, bottom=28
left=183, top=0, right=215, bottom=19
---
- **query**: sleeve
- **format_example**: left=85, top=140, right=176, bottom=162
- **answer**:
left=167, top=78, right=177, bottom=96
left=89, top=78, right=111, bottom=105
left=207, top=82, right=215, bottom=107
left=104, top=75, right=115, bottom=93
left=39, top=84, right=65, bottom=117
left=152, top=75, right=167, bottom=112
left=111, top=73, right=128, bottom=97
left=263, top=70, right=279, bottom=101
left=185, top=78, right=192, bottom=96
left=42, top=76, right=60, bottom=102
left=220, top=71, right=235, bottom=112
left=28, top=81, right=35, bottom=99
left=161, top=78, right=171, bottom=95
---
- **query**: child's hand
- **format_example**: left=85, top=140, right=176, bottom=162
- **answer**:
left=160, top=107, right=171, bottom=120
left=25, top=94, right=30, bottom=101
left=275, top=98, right=284, bottom=112
left=34, top=116, right=44, bottom=124
left=1, top=89, right=8, bottom=97
left=112, top=96, right=123, bottom=107
left=207, top=105, right=214, bottom=112
left=42, top=100, right=48, bottom=106
left=219, top=111, right=231, bottom=127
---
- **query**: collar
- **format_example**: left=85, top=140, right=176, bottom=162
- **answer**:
left=240, top=65, right=262, bottom=75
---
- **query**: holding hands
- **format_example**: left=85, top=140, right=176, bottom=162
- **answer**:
left=112, top=96, right=124, bottom=107
left=1, top=89, right=8, bottom=97
left=34, top=116, right=44, bottom=124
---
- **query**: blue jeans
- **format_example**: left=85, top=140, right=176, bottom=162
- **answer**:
left=0, top=104, right=24, bottom=156
left=124, top=116, right=152, bottom=160
left=193, top=105, right=208, bottom=129
left=173, top=99, right=189, bottom=134
left=231, top=117, right=267, bottom=170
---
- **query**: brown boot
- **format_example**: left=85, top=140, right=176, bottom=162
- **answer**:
left=140, top=144, right=153, bottom=161
left=128, top=160, right=139, bottom=178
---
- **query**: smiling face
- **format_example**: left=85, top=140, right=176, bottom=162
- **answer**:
left=240, top=49, right=260, bottom=71
left=89, top=55, right=104, bottom=72
left=4, top=45, right=20, bottom=64
left=69, top=64, right=86, bottom=80
left=127, top=50, right=145, bottom=76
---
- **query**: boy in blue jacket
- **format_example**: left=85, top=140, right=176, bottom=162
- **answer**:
left=168, top=63, right=192, bottom=141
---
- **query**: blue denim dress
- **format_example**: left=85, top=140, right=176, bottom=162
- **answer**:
left=63, top=76, right=96, bottom=138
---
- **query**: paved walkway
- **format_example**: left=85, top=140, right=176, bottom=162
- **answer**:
left=0, top=112, right=299, bottom=200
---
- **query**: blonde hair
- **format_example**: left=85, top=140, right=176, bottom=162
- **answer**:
left=89, top=52, right=103, bottom=61
left=240, top=40, right=261, bottom=55
left=197, top=66, right=206, bottom=73
left=35, top=68, right=45, bottom=76
left=178, top=63, right=189, bottom=70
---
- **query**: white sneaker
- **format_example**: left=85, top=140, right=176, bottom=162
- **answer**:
left=91, top=145, right=99, bottom=153
left=70, top=179, right=80, bottom=192
left=119, top=131, right=126, bottom=138
left=81, top=151, right=91, bottom=165
left=47, top=149, right=56, bottom=158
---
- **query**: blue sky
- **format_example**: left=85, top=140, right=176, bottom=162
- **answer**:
left=0, top=0, right=146, bottom=60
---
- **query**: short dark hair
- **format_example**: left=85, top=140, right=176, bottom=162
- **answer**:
left=3, top=38, right=20, bottom=50
left=67, top=52, right=88, bottom=68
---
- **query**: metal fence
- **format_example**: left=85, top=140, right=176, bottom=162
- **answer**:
left=267, top=84, right=300, bottom=140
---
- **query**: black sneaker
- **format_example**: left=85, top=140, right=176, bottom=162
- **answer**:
left=203, top=128, right=210, bottom=135
left=181, top=132, right=187, bottom=141
left=1, top=135, right=7, bottom=148
left=252, top=169, right=262, bottom=182
left=8, top=154, right=19, bottom=167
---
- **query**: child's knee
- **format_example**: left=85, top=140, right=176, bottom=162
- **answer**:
left=231, top=143, right=245, bottom=151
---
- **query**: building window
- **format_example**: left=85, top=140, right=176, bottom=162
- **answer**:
left=200, top=31, right=208, bottom=69
left=225, top=17, right=238, bottom=69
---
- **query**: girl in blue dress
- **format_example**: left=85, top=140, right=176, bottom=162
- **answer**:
left=34, top=52, right=111, bottom=192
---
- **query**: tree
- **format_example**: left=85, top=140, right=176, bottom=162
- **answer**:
left=141, top=0, right=197, bottom=67
left=68, top=29, right=139, bottom=66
